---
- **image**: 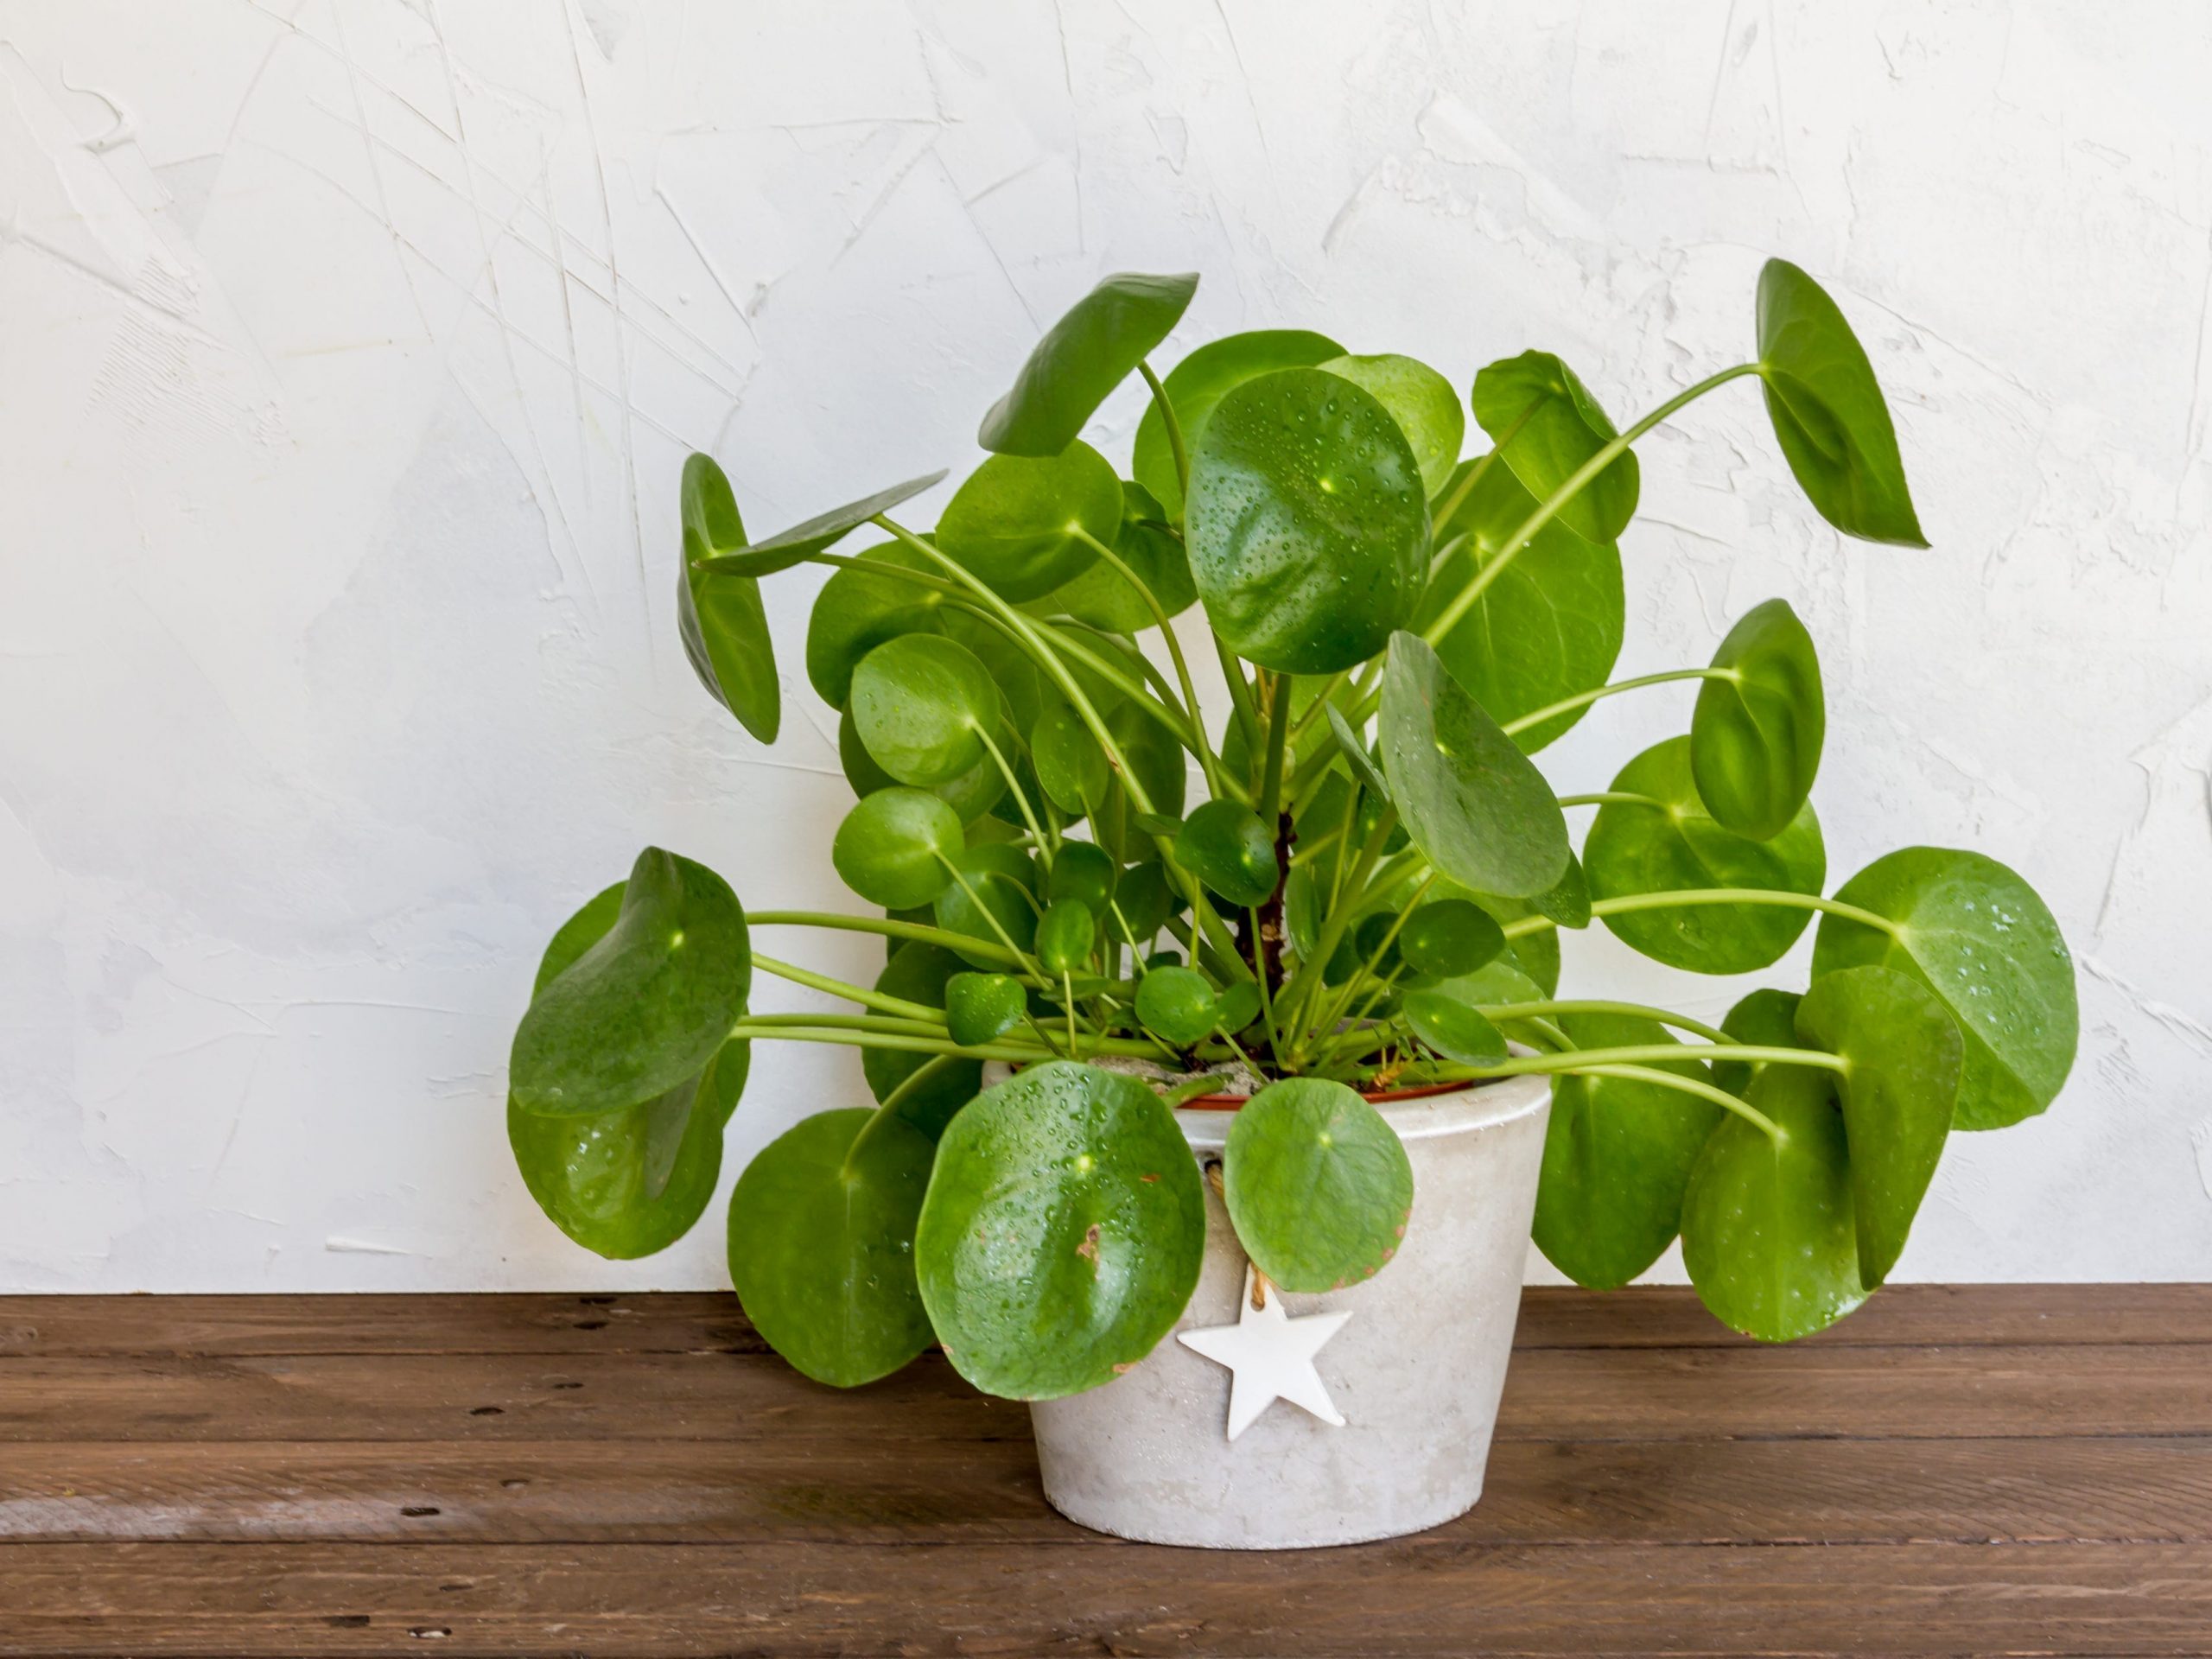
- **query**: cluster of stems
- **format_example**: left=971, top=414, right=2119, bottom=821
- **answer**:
left=747, top=357, right=1882, bottom=1154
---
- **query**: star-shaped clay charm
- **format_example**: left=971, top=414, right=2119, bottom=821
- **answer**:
left=1177, top=1263, right=1352, bottom=1440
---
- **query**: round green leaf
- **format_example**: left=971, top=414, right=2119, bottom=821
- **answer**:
left=936, top=443, right=1123, bottom=602
left=1534, top=1013, right=1718, bottom=1290
left=1796, top=965, right=1962, bottom=1288
left=1185, top=369, right=1429, bottom=673
left=728, top=1108, right=936, bottom=1388
left=1417, top=457, right=1624, bottom=753
left=865, top=943, right=982, bottom=1139
left=1470, top=351, right=1639, bottom=544
left=1034, top=898, right=1096, bottom=975
left=511, top=849, right=751, bottom=1116
left=838, top=707, right=1004, bottom=825
left=677, top=454, right=780, bottom=743
left=1681, top=1064, right=1866, bottom=1342
left=1513, top=849, right=1592, bottom=932
left=1379, top=631, right=1569, bottom=899
left=916, top=1061, right=1207, bottom=1398
left=509, top=1050, right=744, bottom=1262
left=1438, top=885, right=1560, bottom=997
left=1027, top=480, right=1195, bottom=632
left=1318, top=353, right=1465, bottom=498
left=1347, top=911, right=1402, bottom=981
left=850, top=634, right=1002, bottom=787
left=941, top=609, right=1046, bottom=734
left=1756, top=258, right=1928, bottom=547
left=1812, top=847, right=2076, bottom=1131
left=1135, top=964, right=1217, bottom=1046
left=1033, top=698, right=1110, bottom=815
left=1173, top=798, right=1279, bottom=907
left=1213, top=979, right=1262, bottom=1037
left=944, top=971, right=1026, bottom=1048
left=507, top=883, right=748, bottom=1258
left=1046, top=840, right=1116, bottom=912
left=1713, top=988, right=1803, bottom=1099
left=1693, top=599, right=1825, bottom=841
left=1427, top=959, right=1551, bottom=1051
left=1134, top=328, right=1345, bottom=518
left=804, top=543, right=948, bottom=709
left=932, top=842, right=1039, bottom=969
left=1586, top=736, right=1826, bottom=974
left=979, top=271, right=1198, bottom=457
left=832, top=789, right=964, bottom=911
left=1402, top=989, right=1507, bottom=1065
left=1398, top=899, right=1505, bottom=979
left=1224, top=1078, right=1415, bottom=1292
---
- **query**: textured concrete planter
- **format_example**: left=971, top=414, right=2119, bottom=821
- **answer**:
left=1027, top=1074, right=1553, bottom=1549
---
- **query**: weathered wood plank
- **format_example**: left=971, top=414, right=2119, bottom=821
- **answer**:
left=0, top=1293, right=764, bottom=1360
left=8, top=1283, right=2209, bottom=1359
left=5, top=1343, right=2209, bottom=1445
left=3, top=1540, right=2209, bottom=1656
left=4, top=1435, right=2210, bottom=1548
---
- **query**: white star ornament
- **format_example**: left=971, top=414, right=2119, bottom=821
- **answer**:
left=1176, top=1263, right=1352, bottom=1440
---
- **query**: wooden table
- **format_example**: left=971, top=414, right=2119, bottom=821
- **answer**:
left=2, top=1286, right=2207, bottom=1656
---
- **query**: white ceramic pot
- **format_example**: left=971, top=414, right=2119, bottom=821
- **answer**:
left=1026, top=1074, right=1552, bottom=1549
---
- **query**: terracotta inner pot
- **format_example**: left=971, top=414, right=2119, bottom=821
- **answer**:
left=1179, top=1077, right=1476, bottom=1111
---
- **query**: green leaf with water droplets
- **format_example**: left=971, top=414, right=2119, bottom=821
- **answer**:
left=1185, top=369, right=1430, bottom=673
left=1224, top=1078, right=1414, bottom=1292
left=1811, top=848, right=2075, bottom=1131
left=916, top=1061, right=1206, bottom=1398
left=728, top=1108, right=937, bottom=1388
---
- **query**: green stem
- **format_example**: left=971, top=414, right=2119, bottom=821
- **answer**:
left=1255, top=671, right=1295, bottom=823
left=747, top=911, right=1023, bottom=968
left=1452, top=1044, right=1843, bottom=1077
left=1279, top=804, right=1398, bottom=1055
left=737, top=1012, right=946, bottom=1038
left=1556, top=791, right=1669, bottom=811
left=1302, top=872, right=1435, bottom=1060
left=1480, top=1001, right=1738, bottom=1047
left=933, top=853, right=1047, bottom=982
left=1072, top=524, right=1222, bottom=797
left=947, top=599, right=1191, bottom=753
left=878, top=513, right=1246, bottom=976
left=1216, top=637, right=1263, bottom=779
left=1426, top=402, right=1532, bottom=527
left=1553, top=1064, right=1783, bottom=1141
left=740, top=1024, right=1156, bottom=1061
left=1500, top=888, right=1898, bottom=940
left=1139, top=359, right=1190, bottom=499
left=1283, top=670, right=1349, bottom=747
left=1288, top=823, right=1345, bottom=868
left=1501, top=667, right=1737, bottom=740
left=750, top=953, right=946, bottom=1021
left=697, top=547, right=965, bottom=598
left=1422, top=362, right=1764, bottom=645
left=842, top=1053, right=962, bottom=1173
left=975, top=727, right=1050, bottom=866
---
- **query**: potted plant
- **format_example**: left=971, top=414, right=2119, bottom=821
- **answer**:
left=501, top=260, right=2077, bottom=1549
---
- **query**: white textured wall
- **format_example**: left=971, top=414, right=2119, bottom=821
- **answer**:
left=3, top=0, right=2208, bottom=1293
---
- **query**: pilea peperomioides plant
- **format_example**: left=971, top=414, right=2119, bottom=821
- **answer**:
left=505, top=259, right=2076, bottom=1394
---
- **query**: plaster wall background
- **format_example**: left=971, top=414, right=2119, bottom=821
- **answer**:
left=2, top=0, right=2208, bottom=1291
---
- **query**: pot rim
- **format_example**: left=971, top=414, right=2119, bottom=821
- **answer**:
left=1176, top=1077, right=1471, bottom=1110
left=1174, top=1070, right=1550, bottom=1147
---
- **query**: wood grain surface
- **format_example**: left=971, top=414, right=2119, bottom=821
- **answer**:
left=3, top=1285, right=2208, bottom=1656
